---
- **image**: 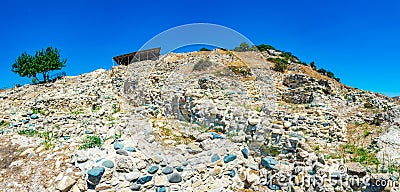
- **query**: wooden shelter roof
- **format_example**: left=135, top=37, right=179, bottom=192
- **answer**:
left=113, top=47, right=161, bottom=65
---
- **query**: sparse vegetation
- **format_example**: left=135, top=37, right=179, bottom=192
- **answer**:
left=364, top=101, right=374, bottom=108
left=38, top=131, right=57, bottom=150
left=280, top=51, right=299, bottom=63
left=313, top=145, right=320, bottom=152
left=18, top=129, right=38, bottom=136
left=227, top=65, right=251, bottom=76
left=32, top=108, right=45, bottom=115
left=268, top=57, right=288, bottom=72
left=0, top=120, right=8, bottom=127
left=112, top=103, right=121, bottom=114
left=193, top=59, right=213, bottom=71
left=261, top=145, right=281, bottom=157
left=363, top=124, right=371, bottom=137
left=105, top=130, right=123, bottom=141
left=18, top=129, right=57, bottom=149
left=70, top=109, right=84, bottom=115
left=93, top=104, right=102, bottom=112
left=255, top=106, right=262, bottom=112
left=324, top=153, right=343, bottom=160
left=342, top=143, right=379, bottom=166
left=79, top=135, right=103, bottom=150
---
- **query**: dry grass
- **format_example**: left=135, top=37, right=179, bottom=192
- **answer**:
left=346, top=122, right=386, bottom=148
left=298, top=64, right=347, bottom=88
left=0, top=134, right=72, bottom=191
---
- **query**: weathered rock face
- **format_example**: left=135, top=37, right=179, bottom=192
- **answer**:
left=0, top=49, right=399, bottom=192
left=281, top=74, right=335, bottom=104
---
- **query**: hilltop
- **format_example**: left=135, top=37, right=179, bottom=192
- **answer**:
left=0, top=49, right=399, bottom=192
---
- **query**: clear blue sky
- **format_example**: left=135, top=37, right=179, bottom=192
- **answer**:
left=0, top=0, right=399, bottom=96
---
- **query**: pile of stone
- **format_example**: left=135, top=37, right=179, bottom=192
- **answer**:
left=0, top=50, right=399, bottom=192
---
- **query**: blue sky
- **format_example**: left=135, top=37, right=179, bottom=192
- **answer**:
left=0, top=0, right=399, bottom=96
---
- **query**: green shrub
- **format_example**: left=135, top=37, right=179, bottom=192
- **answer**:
left=318, top=68, right=327, bottom=75
left=364, top=101, right=374, bottom=108
left=256, top=44, right=275, bottom=52
left=18, top=129, right=37, bottom=136
left=326, top=71, right=334, bottom=78
left=79, top=135, right=103, bottom=150
left=281, top=51, right=299, bottom=62
left=112, top=104, right=121, bottom=114
left=363, top=125, right=371, bottom=137
left=38, top=131, right=57, bottom=150
left=268, top=58, right=288, bottom=72
left=310, top=61, right=317, bottom=70
left=32, top=108, right=39, bottom=114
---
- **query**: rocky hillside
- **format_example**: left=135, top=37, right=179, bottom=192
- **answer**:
left=0, top=49, right=399, bottom=192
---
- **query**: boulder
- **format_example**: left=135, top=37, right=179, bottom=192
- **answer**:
left=224, top=154, right=237, bottom=163
left=87, top=166, right=105, bottom=185
left=56, top=176, right=76, bottom=192
left=261, top=157, right=278, bottom=169
left=168, top=173, right=182, bottom=183
left=345, top=162, right=366, bottom=177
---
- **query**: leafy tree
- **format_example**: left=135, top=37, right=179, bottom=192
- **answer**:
left=233, top=42, right=258, bottom=52
left=11, top=52, right=37, bottom=79
left=12, top=47, right=66, bottom=83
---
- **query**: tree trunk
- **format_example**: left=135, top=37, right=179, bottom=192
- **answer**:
left=42, top=72, right=48, bottom=82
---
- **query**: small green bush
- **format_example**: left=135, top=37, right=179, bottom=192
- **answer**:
left=79, top=135, right=103, bottom=150
left=256, top=44, right=275, bottom=52
left=268, top=58, right=288, bottom=72
left=364, top=101, right=374, bottom=108
left=32, top=108, right=39, bottom=114
left=363, top=125, right=371, bottom=137
left=112, top=104, right=121, bottom=114
left=310, top=61, right=317, bottom=70
left=38, top=131, right=57, bottom=150
left=18, top=129, right=37, bottom=136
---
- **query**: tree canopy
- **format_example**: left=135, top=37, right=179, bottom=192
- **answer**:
left=12, top=47, right=66, bottom=83
left=233, top=42, right=258, bottom=52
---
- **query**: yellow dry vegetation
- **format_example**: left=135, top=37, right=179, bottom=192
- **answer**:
left=298, top=64, right=346, bottom=88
